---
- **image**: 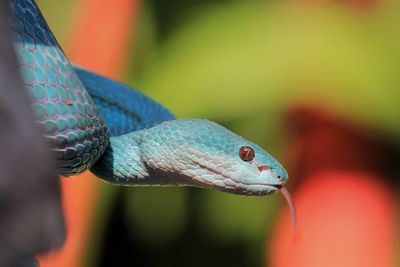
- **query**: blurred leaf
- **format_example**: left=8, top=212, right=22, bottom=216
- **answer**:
left=36, top=0, right=76, bottom=46
left=135, top=1, right=400, bottom=137
left=125, top=2, right=159, bottom=81
left=148, top=0, right=237, bottom=40
left=198, top=190, right=281, bottom=243
left=124, top=187, right=188, bottom=246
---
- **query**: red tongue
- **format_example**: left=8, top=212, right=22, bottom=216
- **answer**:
left=278, top=186, right=297, bottom=229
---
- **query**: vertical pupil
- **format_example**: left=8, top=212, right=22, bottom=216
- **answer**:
left=240, top=146, right=254, bottom=161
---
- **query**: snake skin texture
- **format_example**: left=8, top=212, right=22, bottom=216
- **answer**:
left=92, top=119, right=288, bottom=196
left=10, top=0, right=291, bottom=198
left=74, top=67, right=175, bottom=137
left=10, top=0, right=109, bottom=175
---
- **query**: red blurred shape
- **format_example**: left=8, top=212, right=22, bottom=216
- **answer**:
left=267, top=105, right=398, bottom=267
left=285, top=106, right=384, bottom=186
left=269, top=172, right=397, bottom=267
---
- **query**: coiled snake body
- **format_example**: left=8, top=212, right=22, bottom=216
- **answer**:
left=9, top=0, right=294, bottom=206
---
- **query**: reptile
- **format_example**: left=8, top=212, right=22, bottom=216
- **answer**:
left=9, top=0, right=295, bottom=222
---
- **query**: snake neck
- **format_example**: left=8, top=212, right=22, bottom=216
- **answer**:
left=90, top=131, right=147, bottom=184
left=90, top=130, right=190, bottom=186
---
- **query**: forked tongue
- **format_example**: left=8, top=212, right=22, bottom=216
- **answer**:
left=277, top=185, right=297, bottom=230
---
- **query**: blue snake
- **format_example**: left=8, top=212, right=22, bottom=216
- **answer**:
left=9, top=0, right=295, bottom=211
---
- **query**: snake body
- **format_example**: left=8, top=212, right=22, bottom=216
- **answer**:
left=9, top=0, right=291, bottom=197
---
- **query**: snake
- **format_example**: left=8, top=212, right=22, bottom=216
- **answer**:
left=8, top=0, right=296, bottom=224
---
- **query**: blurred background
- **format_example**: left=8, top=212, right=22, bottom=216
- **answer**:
left=35, top=0, right=399, bottom=266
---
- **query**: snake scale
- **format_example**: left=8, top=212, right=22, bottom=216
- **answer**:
left=9, top=0, right=295, bottom=217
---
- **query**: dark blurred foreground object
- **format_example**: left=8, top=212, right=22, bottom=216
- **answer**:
left=268, top=105, right=398, bottom=267
left=0, top=1, right=65, bottom=266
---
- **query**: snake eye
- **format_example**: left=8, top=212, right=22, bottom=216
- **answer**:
left=239, top=146, right=255, bottom=162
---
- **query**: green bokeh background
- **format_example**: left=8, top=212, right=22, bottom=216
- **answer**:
left=37, top=0, right=400, bottom=266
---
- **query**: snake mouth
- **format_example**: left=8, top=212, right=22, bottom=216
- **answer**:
left=256, top=166, right=296, bottom=227
left=193, top=161, right=285, bottom=194
left=257, top=165, right=296, bottom=227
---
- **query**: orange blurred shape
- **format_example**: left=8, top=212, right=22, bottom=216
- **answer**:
left=268, top=105, right=398, bottom=267
left=268, top=171, right=397, bottom=267
left=38, top=172, right=98, bottom=267
left=38, top=0, right=140, bottom=266
left=66, top=0, right=140, bottom=79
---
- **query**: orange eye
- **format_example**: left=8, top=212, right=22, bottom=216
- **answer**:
left=239, top=146, right=255, bottom=162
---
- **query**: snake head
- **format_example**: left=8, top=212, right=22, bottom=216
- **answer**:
left=141, top=119, right=288, bottom=196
